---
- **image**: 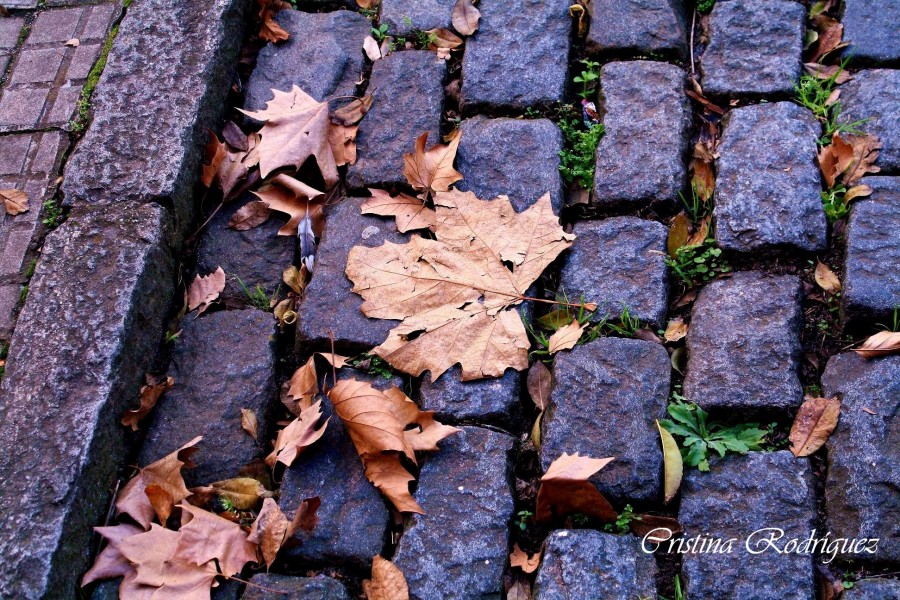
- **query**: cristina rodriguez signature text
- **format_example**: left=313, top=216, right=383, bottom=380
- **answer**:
left=641, top=528, right=879, bottom=564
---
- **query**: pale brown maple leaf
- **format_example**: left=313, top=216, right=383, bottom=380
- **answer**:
left=403, top=131, right=463, bottom=195
left=535, top=452, right=616, bottom=524
left=253, top=174, right=325, bottom=237
left=509, top=544, right=540, bottom=573
left=187, top=267, right=225, bottom=315
left=174, top=503, right=258, bottom=577
left=265, top=399, right=329, bottom=467
left=361, top=189, right=436, bottom=233
left=121, top=376, right=174, bottom=431
left=81, top=524, right=144, bottom=587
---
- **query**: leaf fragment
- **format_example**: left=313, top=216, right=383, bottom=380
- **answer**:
left=187, top=267, right=225, bottom=315
left=854, top=330, right=900, bottom=359
left=122, top=376, right=174, bottom=431
left=547, top=320, right=585, bottom=354
left=451, top=0, right=480, bottom=35
left=814, top=261, right=841, bottom=294
left=241, top=408, right=259, bottom=440
left=535, top=452, right=616, bottom=524
left=526, top=360, right=552, bottom=411
left=363, top=556, right=409, bottom=600
left=789, top=396, right=841, bottom=457
left=1, top=189, right=28, bottom=215
left=332, top=95, right=373, bottom=126
left=402, top=131, right=463, bottom=195
left=509, top=544, right=540, bottom=573
left=228, top=200, right=272, bottom=231
left=361, top=188, right=436, bottom=233
left=253, top=174, right=325, bottom=237
left=664, top=318, right=689, bottom=343
left=265, top=399, right=329, bottom=467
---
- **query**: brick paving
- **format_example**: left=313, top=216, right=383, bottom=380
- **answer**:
left=0, top=0, right=897, bottom=598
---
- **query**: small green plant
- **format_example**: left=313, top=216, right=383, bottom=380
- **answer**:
left=165, top=329, right=181, bottom=344
left=237, top=278, right=276, bottom=311
left=572, top=59, right=600, bottom=100
left=697, top=0, right=715, bottom=12
left=42, top=199, right=64, bottom=228
left=603, top=504, right=639, bottom=534
left=413, top=29, right=438, bottom=49
left=349, top=353, right=395, bottom=379
left=883, top=306, right=900, bottom=332
left=678, top=184, right=710, bottom=223
left=660, top=396, right=773, bottom=472
left=23, top=259, right=37, bottom=280
left=402, top=15, right=413, bottom=27
left=558, top=119, right=605, bottom=189
left=371, top=23, right=389, bottom=42
left=19, top=285, right=28, bottom=304
left=69, top=19, right=122, bottom=133
left=359, top=7, right=378, bottom=19
left=601, top=305, right=640, bottom=338
left=513, top=510, right=533, bottom=531
left=820, top=184, right=850, bottom=222
left=666, top=239, right=731, bottom=288
left=795, top=66, right=867, bottom=145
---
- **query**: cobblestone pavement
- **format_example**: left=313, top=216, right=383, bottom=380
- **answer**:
left=0, top=0, right=898, bottom=599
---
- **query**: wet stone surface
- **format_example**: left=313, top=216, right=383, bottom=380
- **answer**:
left=841, top=0, right=900, bottom=67
left=242, top=573, right=351, bottom=599
left=679, top=452, right=818, bottom=600
left=839, top=69, right=900, bottom=173
left=713, top=101, right=827, bottom=254
left=541, top=338, right=670, bottom=506
left=460, top=0, right=570, bottom=111
left=347, top=51, right=445, bottom=190
left=380, top=0, right=454, bottom=35
left=822, top=352, right=900, bottom=564
left=455, top=116, right=565, bottom=214
left=419, top=366, right=522, bottom=426
left=700, top=0, right=805, bottom=98
left=393, top=426, right=514, bottom=600
left=592, top=61, right=690, bottom=212
left=245, top=9, right=369, bottom=111
left=533, top=530, right=658, bottom=599
left=587, top=0, right=687, bottom=60
left=684, top=271, right=804, bottom=412
left=296, top=197, right=404, bottom=352
left=558, top=217, right=669, bottom=327
left=139, top=309, right=277, bottom=487
left=842, top=177, right=900, bottom=324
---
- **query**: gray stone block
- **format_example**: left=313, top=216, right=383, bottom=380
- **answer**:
left=714, top=102, right=827, bottom=254
left=842, top=579, right=900, bottom=600
left=534, top=530, right=658, bottom=599
left=559, top=217, right=669, bottom=327
left=541, top=338, right=670, bottom=506
left=843, top=177, right=900, bottom=324
left=245, top=9, right=369, bottom=111
left=700, top=0, right=805, bottom=98
left=587, top=0, right=687, bottom=60
left=684, top=272, right=804, bottom=411
left=842, top=0, right=900, bottom=67
left=381, top=0, right=454, bottom=35
left=679, top=452, right=817, bottom=600
left=822, top=352, right=900, bottom=564
left=0, top=202, right=174, bottom=599
left=592, top=61, right=690, bottom=212
left=394, top=426, right=514, bottom=600
left=139, top=309, right=278, bottom=487
left=243, top=574, right=350, bottom=600
left=456, top=116, right=564, bottom=214
left=419, top=366, right=522, bottom=425
left=347, top=50, right=445, bottom=190
left=461, top=0, right=570, bottom=111
left=62, top=0, right=249, bottom=240
left=297, top=197, right=404, bottom=352
left=839, top=70, right=900, bottom=173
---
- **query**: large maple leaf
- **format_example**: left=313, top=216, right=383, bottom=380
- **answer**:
left=345, top=189, right=574, bottom=380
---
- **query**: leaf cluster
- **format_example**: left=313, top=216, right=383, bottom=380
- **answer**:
left=558, top=118, right=604, bottom=190
left=528, top=302, right=640, bottom=357
left=795, top=67, right=866, bottom=144
left=572, top=59, right=600, bottom=100
left=665, top=238, right=730, bottom=288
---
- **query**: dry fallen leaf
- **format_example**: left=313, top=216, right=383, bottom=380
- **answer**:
left=803, top=62, right=851, bottom=84
left=241, top=408, right=258, bottom=440
left=265, top=399, right=329, bottom=468
left=253, top=174, right=325, bottom=237
left=201, top=131, right=226, bottom=188
left=258, top=0, right=291, bottom=43
left=817, top=134, right=855, bottom=188
left=329, top=123, right=359, bottom=167
left=363, top=35, right=382, bottom=61
left=547, top=320, right=585, bottom=354
left=217, top=133, right=260, bottom=200
left=526, top=360, right=552, bottom=411
left=536, top=452, right=616, bottom=524
left=403, top=131, right=463, bottom=196
left=346, top=189, right=574, bottom=381
left=507, top=579, right=530, bottom=600
left=363, top=556, right=409, bottom=600
left=175, top=502, right=259, bottom=577
left=855, top=330, right=900, bottom=358
left=809, top=16, right=845, bottom=62
left=81, top=524, right=144, bottom=587
left=122, top=376, right=174, bottom=431
left=0, top=189, right=28, bottom=216
left=819, top=134, right=881, bottom=188
left=657, top=420, right=683, bottom=503
left=667, top=213, right=690, bottom=257
left=509, top=544, right=540, bottom=573
left=425, top=28, right=463, bottom=49
left=228, top=200, right=272, bottom=231
left=664, top=318, right=689, bottom=343
left=187, top=267, right=225, bottom=315
left=452, top=0, right=481, bottom=35
left=686, top=215, right=710, bottom=247
left=361, top=189, right=436, bottom=233
left=283, top=355, right=318, bottom=416
left=843, top=184, right=872, bottom=204
left=332, top=95, right=373, bottom=126
left=190, top=477, right=271, bottom=511
left=814, top=261, right=841, bottom=294
left=790, top=396, right=841, bottom=457
left=247, top=498, right=287, bottom=568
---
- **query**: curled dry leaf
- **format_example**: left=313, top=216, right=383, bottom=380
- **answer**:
left=536, top=452, right=616, bottom=524
left=217, top=133, right=260, bottom=200
left=187, top=267, right=226, bottom=315
left=819, top=134, right=882, bottom=188
left=0, top=189, right=28, bottom=216
left=403, top=131, right=463, bottom=195
left=686, top=216, right=710, bottom=248
left=362, top=189, right=436, bottom=233
left=809, top=16, right=845, bottom=62
left=363, top=556, right=410, bottom=600
left=258, top=0, right=291, bottom=43
left=332, top=95, right=373, bottom=126
left=122, top=376, right=175, bottom=431
left=803, top=62, right=851, bottom=84
left=657, top=420, right=683, bottom=503
left=814, top=261, right=841, bottom=294
left=241, top=408, right=259, bottom=440
left=223, top=120, right=249, bottom=151
left=201, top=131, right=226, bottom=188
left=789, top=396, right=841, bottom=457
left=664, top=318, right=688, bottom=343
left=265, top=399, right=329, bottom=467
left=363, top=35, right=382, bottom=61
left=547, top=320, right=585, bottom=354
left=667, top=213, right=690, bottom=257
left=329, top=123, right=359, bottom=167
left=526, top=360, right=552, bottom=411
left=426, top=28, right=463, bottom=49
left=253, top=174, right=325, bottom=237
left=509, top=544, right=540, bottom=573
left=451, top=0, right=480, bottom=35
left=843, top=184, right=872, bottom=204
left=854, top=330, right=900, bottom=359
left=356, top=0, right=378, bottom=8
left=283, top=355, right=318, bottom=415
left=818, top=134, right=855, bottom=188
left=81, top=524, right=144, bottom=587
left=190, top=477, right=272, bottom=510
left=176, top=502, right=259, bottom=577
left=228, top=200, right=272, bottom=231
left=283, top=264, right=305, bottom=295
left=248, top=497, right=287, bottom=568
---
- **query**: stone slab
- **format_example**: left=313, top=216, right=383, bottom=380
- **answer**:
left=714, top=102, right=827, bottom=254
left=245, top=9, right=369, bottom=111
left=346, top=50, right=445, bottom=190
left=592, top=61, right=690, bottom=212
left=541, top=338, right=669, bottom=506
left=839, top=70, right=900, bottom=173
left=534, top=530, right=658, bottom=599
left=380, top=0, right=454, bottom=35
left=456, top=116, right=564, bottom=214
left=419, top=366, right=522, bottom=426
left=297, top=197, right=404, bottom=352
left=700, top=0, right=805, bottom=98
left=243, top=574, right=350, bottom=600
left=62, top=0, right=248, bottom=240
left=0, top=19, right=25, bottom=50
left=822, top=352, right=900, bottom=564
left=842, top=0, right=900, bottom=67
left=0, top=202, right=174, bottom=599
left=684, top=271, right=804, bottom=411
left=559, top=217, right=669, bottom=327
left=679, top=452, right=817, bottom=600
left=842, top=177, right=900, bottom=324
left=394, top=426, right=514, bottom=599
left=587, top=0, right=687, bottom=60
left=460, top=0, right=570, bottom=111
left=138, top=309, right=277, bottom=487
left=842, top=579, right=900, bottom=600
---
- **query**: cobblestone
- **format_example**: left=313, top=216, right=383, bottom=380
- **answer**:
left=347, top=50, right=445, bottom=190
left=713, top=101, right=827, bottom=254
left=460, top=0, right=570, bottom=111
left=839, top=69, right=900, bottom=173
left=534, top=530, right=658, bottom=599
left=679, top=452, right=817, bottom=600
left=393, top=426, right=514, bottom=599
left=586, top=0, right=687, bottom=60
left=456, top=116, right=564, bottom=214
left=842, top=177, right=900, bottom=324
left=419, top=367, right=522, bottom=426
left=841, top=0, right=900, bottom=67
left=822, top=352, right=900, bottom=564
left=381, top=0, right=454, bottom=36
left=700, top=0, right=805, bottom=98
left=245, top=9, right=368, bottom=112
left=243, top=574, right=350, bottom=600
left=559, top=217, right=669, bottom=327
left=592, top=61, right=690, bottom=212
left=541, top=338, right=669, bottom=506
left=684, top=272, right=804, bottom=412
left=842, top=579, right=900, bottom=599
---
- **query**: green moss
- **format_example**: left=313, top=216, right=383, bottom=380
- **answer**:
left=68, top=17, right=123, bottom=133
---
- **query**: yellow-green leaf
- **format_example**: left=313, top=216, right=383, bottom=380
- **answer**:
left=657, top=420, right=683, bottom=504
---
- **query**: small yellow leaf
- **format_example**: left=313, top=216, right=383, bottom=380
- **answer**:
left=547, top=320, right=585, bottom=354
left=664, top=318, right=688, bottom=343
left=241, top=408, right=258, bottom=440
left=814, top=261, right=841, bottom=294
left=657, top=420, right=683, bottom=503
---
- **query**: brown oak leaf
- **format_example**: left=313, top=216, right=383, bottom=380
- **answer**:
left=122, top=375, right=174, bottom=431
left=361, top=188, right=436, bottom=233
left=187, top=267, right=225, bottom=315
left=536, top=452, right=616, bottom=524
